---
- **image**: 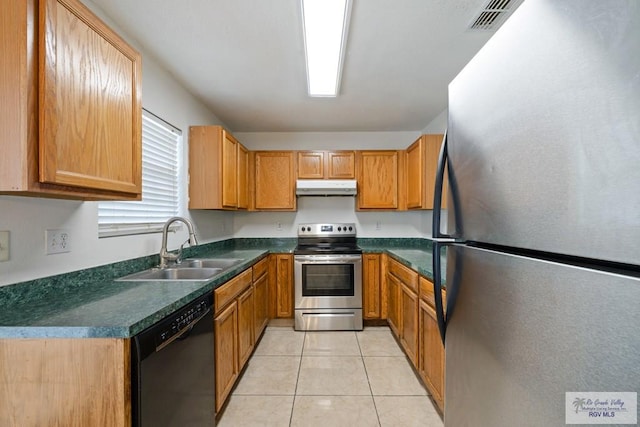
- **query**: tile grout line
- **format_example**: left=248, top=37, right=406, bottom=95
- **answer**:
left=356, top=330, right=383, bottom=427
left=289, top=330, right=306, bottom=427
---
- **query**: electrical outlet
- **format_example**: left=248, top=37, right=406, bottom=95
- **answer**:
left=375, top=221, right=381, bottom=230
left=46, top=229, right=71, bottom=254
left=0, top=231, right=9, bottom=262
left=276, top=222, right=283, bottom=231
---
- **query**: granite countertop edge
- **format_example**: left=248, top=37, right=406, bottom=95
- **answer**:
left=0, top=238, right=442, bottom=339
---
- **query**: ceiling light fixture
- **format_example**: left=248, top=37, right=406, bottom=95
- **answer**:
left=301, top=0, right=352, bottom=97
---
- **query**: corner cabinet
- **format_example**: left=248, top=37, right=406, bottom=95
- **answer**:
left=406, top=134, right=446, bottom=210
left=268, top=254, right=294, bottom=318
left=356, top=151, right=403, bottom=210
left=297, top=150, right=355, bottom=179
left=189, top=126, right=249, bottom=210
left=1, top=0, right=142, bottom=200
left=252, top=151, right=296, bottom=211
left=363, top=253, right=383, bottom=319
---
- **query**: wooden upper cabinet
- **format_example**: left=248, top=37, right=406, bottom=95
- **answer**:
left=327, top=151, right=355, bottom=179
left=253, top=151, right=296, bottom=211
left=356, top=150, right=401, bottom=210
left=237, top=144, right=249, bottom=209
left=406, top=134, right=447, bottom=210
left=297, top=151, right=355, bottom=179
left=1, top=0, right=142, bottom=200
left=297, top=151, right=325, bottom=179
left=188, top=126, right=248, bottom=210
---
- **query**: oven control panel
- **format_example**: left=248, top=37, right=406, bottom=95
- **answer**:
left=298, top=223, right=356, bottom=237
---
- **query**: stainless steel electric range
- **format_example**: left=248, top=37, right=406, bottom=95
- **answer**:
left=293, top=223, right=363, bottom=331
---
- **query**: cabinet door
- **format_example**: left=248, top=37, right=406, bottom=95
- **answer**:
left=253, top=271, right=269, bottom=339
left=40, top=0, right=142, bottom=195
left=419, top=300, right=445, bottom=411
left=275, top=254, right=293, bottom=318
left=237, top=143, right=249, bottom=209
left=406, top=135, right=446, bottom=210
left=400, top=283, right=419, bottom=366
left=237, top=286, right=255, bottom=370
left=297, top=151, right=324, bottom=179
left=254, top=151, right=296, bottom=210
left=327, top=151, right=355, bottom=179
left=222, top=132, right=238, bottom=208
left=214, top=301, right=238, bottom=413
left=387, top=273, right=401, bottom=337
left=363, top=254, right=381, bottom=319
left=357, top=151, right=399, bottom=209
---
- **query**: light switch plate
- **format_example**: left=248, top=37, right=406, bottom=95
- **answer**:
left=0, top=231, right=9, bottom=262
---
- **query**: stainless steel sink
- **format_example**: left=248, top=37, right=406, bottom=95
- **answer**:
left=116, top=267, right=223, bottom=282
left=179, top=258, right=244, bottom=269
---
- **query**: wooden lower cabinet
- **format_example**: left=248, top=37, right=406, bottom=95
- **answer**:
left=214, top=301, right=238, bottom=413
left=269, top=254, right=294, bottom=318
left=419, top=299, right=445, bottom=411
left=0, top=338, right=130, bottom=426
left=400, top=283, right=419, bottom=366
left=213, top=263, right=270, bottom=412
left=253, top=266, right=269, bottom=339
left=237, top=287, right=255, bottom=369
left=386, top=273, right=401, bottom=336
left=385, top=258, right=446, bottom=412
left=363, top=253, right=382, bottom=319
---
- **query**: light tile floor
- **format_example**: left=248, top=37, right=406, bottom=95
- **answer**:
left=217, top=324, right=443, bottom=427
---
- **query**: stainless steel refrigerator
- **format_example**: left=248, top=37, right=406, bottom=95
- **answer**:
left=431, top=1, right=640, bottom=425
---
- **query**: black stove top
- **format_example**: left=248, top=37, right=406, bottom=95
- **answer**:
left=294, top=223, right=361, bottom=255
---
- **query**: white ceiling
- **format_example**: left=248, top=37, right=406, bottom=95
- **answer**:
left=89, top=0, right=504, bottom=132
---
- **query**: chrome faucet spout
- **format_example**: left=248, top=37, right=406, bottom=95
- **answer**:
left=159, top=217, right=198, bottom=268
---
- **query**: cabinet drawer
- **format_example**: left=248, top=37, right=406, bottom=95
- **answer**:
left=419, top=276, right=446, bottom=312
left=252, top=257, right=269, bottom=281
left=214, top=269, right=252, bottom=314
left=388, top=258, right=418, bottom=293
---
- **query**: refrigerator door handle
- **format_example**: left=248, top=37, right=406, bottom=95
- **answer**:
left=432, top=131, right=453, bottom=239
left=432, top=239, right=458, bottom=345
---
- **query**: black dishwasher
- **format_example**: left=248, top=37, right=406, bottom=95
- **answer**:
left=131, top=292, right=215, bottom=426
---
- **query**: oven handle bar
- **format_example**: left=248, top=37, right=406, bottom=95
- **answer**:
left=294, top=255, right=362, bottom=263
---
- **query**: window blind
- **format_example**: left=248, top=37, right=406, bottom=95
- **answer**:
left=98, top=110, right=181, bottom=237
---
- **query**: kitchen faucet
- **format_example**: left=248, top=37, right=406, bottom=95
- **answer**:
left=159, top=217, right=198, bottom=268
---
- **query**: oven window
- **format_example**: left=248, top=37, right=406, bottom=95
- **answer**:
left=302, top=264, right=354, bottom=297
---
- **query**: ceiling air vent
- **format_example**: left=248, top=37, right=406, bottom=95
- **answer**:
left=469, top=0, right=523, bottom=31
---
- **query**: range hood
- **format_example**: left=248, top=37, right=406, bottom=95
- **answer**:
left=296, top=180, right=357, bottom=196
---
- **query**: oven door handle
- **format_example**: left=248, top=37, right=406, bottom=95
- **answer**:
left=294, top=255, right=362, bottom=263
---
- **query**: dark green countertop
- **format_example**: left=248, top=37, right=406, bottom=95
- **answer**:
left=0, top=238, right=442, bottom=339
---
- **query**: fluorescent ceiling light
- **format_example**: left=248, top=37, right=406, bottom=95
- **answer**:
left=301, top=0, right=351, bottom=97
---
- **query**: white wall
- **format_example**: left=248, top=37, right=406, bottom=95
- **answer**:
left=0, top=1, right=231, bottom=286
left=422, top=109, right=448, bottom=134
left=234, top=131, right=420, bottom=150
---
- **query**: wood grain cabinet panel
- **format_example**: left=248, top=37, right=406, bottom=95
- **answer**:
left=400, top=283, right=419, bottom=366
left=297, top=151, right=355, bottom=179
left=0, top=338, right=130, bottom=427
left=297, top=151, right=325, bottom=179
left=189, top=126, right=248, bottom=210
left=327, top=151, right=355, bottom=179
left=253, top=268, right=269, bottom=338
left=419, top=299, right=445, bottom=412
left=214, top=301, right=238, bottom=413
left=363, top=253, right=382, bottom=319
left=253, top=151, right=296, bottom=211
left=386, top=272, right=401, bottom=337
left=1, top=0, right=142, bottom=200
left=268, top=254, right=294, bottom=318
left=406, top=134, right=447, bottom=210
left=356, top=151, right=400, bottom=210
left=237, top=286, right=255, bottom=370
